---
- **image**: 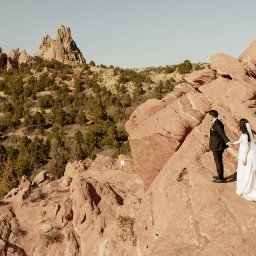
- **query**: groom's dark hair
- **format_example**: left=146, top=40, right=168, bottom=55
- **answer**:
left=209, top=110, right=218, bottom=118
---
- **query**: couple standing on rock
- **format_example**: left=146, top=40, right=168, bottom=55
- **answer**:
left=209, top=110, right=256, bottom=201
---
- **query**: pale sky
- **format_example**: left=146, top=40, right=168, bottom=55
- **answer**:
left=1, top=0, right=256, bottom=68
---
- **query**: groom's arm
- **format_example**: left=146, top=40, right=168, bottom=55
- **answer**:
left=215, top=124, right=230, bottom=143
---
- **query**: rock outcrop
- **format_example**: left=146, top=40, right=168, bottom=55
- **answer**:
left=0, top=155, right=143, bottom=256
left=7, top=48, right=20, bottom=70
left=124, top=45, right=256, bottom=255
left=184, top=68, right=216, bottom=87
left=0, top=48, right=30, bottom=70
left=126, top=83, right=211, bottom=189
left=211, top=53, right=246, bottom=79
left=35, top=25, right=86, bottom=64
left=239, top=41, right=256, bottom=78
left=18, top=49, right=30, bottom=65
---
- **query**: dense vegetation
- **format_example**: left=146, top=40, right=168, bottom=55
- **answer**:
left=0, top=57, right=205, bottom=194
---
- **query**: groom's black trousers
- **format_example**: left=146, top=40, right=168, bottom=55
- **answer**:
left=213, top=150, right=224, bottom=180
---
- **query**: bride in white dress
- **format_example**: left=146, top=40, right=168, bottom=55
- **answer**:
left=229, top=119, right=256, bottom=201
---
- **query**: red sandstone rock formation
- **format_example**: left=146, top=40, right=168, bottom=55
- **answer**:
left=211, top=52, right=246, bottom=79
left=0, top=155, right=143, bottom=256
left=184, top=68, right=216, bottom=87
left=239, top=41, right=256, bottom=78
left=126, top=48, right=256, bottom=256
left=1, top=48, right=30, bottom=70
left=35, top=25, right=85, bottom=64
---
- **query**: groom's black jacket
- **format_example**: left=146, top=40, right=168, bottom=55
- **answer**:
left=209, top=119, right=230, bottom=151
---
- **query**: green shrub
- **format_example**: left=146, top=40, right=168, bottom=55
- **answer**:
left=165, top=80, right=175, bottom=92
left=177, top=60, right=192, bottom=74
left=38, top=95, right=55, bottom=109
left=0, top=136, right=50, bottom=191
left=70, top=131, right=86, bottom=161
left=87, top=97, right=107, bottom=122
left=41, top=230, right=64, bottom=246
left=75, top=110, right=86, bottom=124
left=74, top=78, right=84, bottom=92
left=24, top=112, right=46, bottom=130
left=0, top=188, right=7, bottom=196
left=0, top=144, right=7, bottom=163
left=194, top=63, right=205, bottom=71
left=118, top=69, right=152, bottom=85
left=89, top=61, right=96, bottom=66
left=117, top=215, right=137, bottom=245
left=165, top=65, right=176, bottom=74
left=49, top=107, right=73, bottom=126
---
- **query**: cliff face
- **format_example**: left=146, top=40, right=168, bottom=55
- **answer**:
left=35, top=25, right=85, bottom=64
left=1, top=42, right=256, bottom=256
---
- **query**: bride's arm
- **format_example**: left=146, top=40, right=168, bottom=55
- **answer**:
left=231, top=140, right=240, bottom=145
left=227, top=136, right=241, bottom=145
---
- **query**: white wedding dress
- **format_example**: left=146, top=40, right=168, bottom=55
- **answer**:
left=234, top=124, right=256, bottom=201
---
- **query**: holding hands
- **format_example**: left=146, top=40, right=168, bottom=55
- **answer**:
left=226, top=141, right=247, bottom=165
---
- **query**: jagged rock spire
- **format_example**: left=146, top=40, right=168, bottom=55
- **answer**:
left=35, top=25, right=86, bottom=64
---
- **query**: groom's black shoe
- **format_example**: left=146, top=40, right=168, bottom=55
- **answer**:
left=212, top=178, right=225, bottom=183
left=212, top=175, right=218, bottom=179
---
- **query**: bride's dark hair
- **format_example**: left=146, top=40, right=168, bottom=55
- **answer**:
left=239, top=118, right=251, bottom=142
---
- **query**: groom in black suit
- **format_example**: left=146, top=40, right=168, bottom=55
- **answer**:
left=209, top=110, right=230, bottom=183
